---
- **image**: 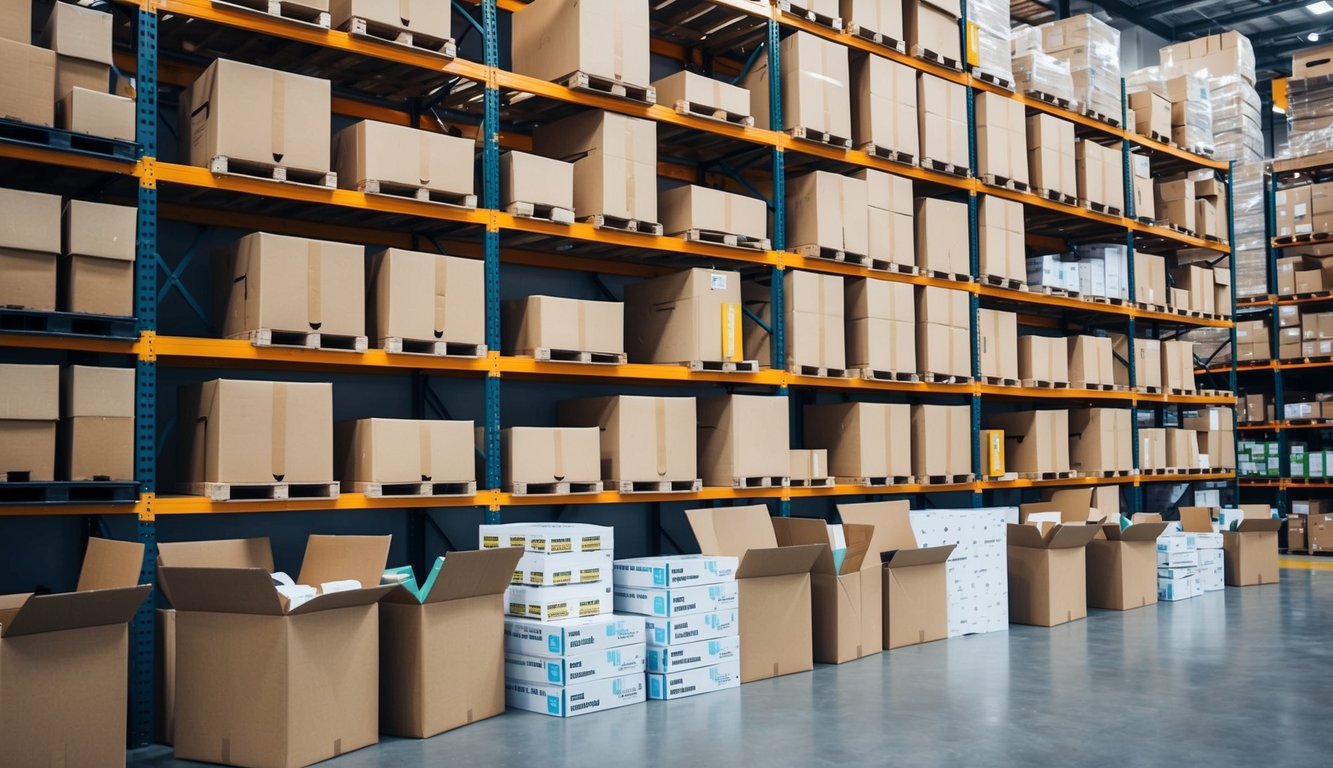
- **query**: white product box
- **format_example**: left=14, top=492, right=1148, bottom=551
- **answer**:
left=505, top=643, right=646, bottom=685
left=613, top=581, right=740, bottom=618
left=504, top=614, right=646, bottom=657
left=1157, top=549, right=1199, bottom=568
left=513, top=550, right=613, bottom=586
left=1194, top=489, right=1220, bottom=508
left=644, top=610, right=739, bottom=646
left=504, top=672, right=645, bottom=717
left=1193, top=532, right=1224, bottom=550
left=911, top=507, right=1010, bottom=638
left=505, top=583, right=613, bottom=621
left=647, top=660, right=741, bottom=700
left=646, top=634, right=741, bottom=674
left=1157, top=533, right=1197, bottom=554
left=481, top=522, right=614, bottom=553
left=1077, top=258, right=1106, bottom=297
left=1197, top=549, right=1225, bottom=592
left=1158, top=574, right=1196, bottom=601
left=612, top=555, right=739, bottom=589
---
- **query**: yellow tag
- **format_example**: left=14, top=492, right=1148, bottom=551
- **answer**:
left=966, top=22, right=981, bottom=68
left=722, top=303, right=742, bottom=362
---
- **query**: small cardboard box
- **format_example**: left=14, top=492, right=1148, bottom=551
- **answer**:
left=986, top=409, right=1070, bottom=475
left=500, top=151, right=574, bottom=211
left=1166, top=427, right=1201, bottom=468
left=1086, top=520, right=1170, bottom=610
left=511, top=0, right=649, bottom=87
left=624, top=268, right=743, bottom=365
left=652, top=70, right=750, bottom=119
left=644, top=610, right=737, bottom=646
left=367, top=249, right=483, bottom=348
left=697, top=394, right=790, bottom=486
left=771, top=516, right=881, bottom=664
left=59, top=86, right=134, bottom=141
left=0, top=38, right=55, bottom=126
left=851, top=50, right=917, bottom=158
left=1162, top=339, right=1196, bottom=392
left=0, top=186, right=61, bottom=311
left=1, top=364, right=60, bottom=482
left=504, top=614, right=645, bottom=657
left=1018, top=335, right=1069, bottom=385
left=336, top=418, right=474, bottom=488
left=61, top=199, right=136, bottom=317
left=1067, top=334, right=1114, bottom=388
left=745, top=31, right=852, bottom=138
left=1156, top=177, right=1196, bottom=232
left=1133, top=251, right=1167, bottom=305
left=804, top=402, right=911, bottom=481
left=647, top=659, right=742, bottom=700
left=54, top=55, right=108, bottom=102
left=334, top=120, right=475, bottom=197
left=916, top=198, right=970, bottom=276
left=917, top=72, right=969, bottom=171
left=839, top=500, right=956, bottom=650
left=181, top=58, right=331, bottom=175
left=558, top=395, right=697, bottom=486
left=915, top=286, right=970, bottom=378
left=686, top=504, right=824, bottom=682
left=978, top=308, right=1019, bottom=381
left=911, top=404, right=971, bottom=478
left=502, top=295, right=623, bottom=356
left=974, top=91, right=1028, bottom=184
left=380, top=547, right=523, bottom=739
left=0, top=538, right=150, bottom=766
left=845, top=278, right=915, bottom=373
left=1129, top=90, right=1170, bottom=138
left=659, top=184, right=766, bottom=242
left=786, top=171, right=869, bottom=256
left=1006, top=521, right=1101, bottom=626
left=511, top=550, right=611, bottom=587
left=789, top=449, right=829, bottom=485
left=645, top=635, right=740, bottom=674
left=532, top=111, right=657, bottom=223
left=218, top=232, right=365, bottom=339
left=499, top=427, right=601, bottom=489
left=330, top=0, right=452, bottom=44
left=1173, top=264, right=1217, bottom=315
left=503, top=583, right=612, bottom=620
left=62, top=365, right=134, bottom=481
left=41, top=1, right=113, bottom=67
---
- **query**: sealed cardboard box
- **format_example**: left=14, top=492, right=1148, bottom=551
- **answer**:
left=851, top=51, right=917, bottom=157
left=978, top=196, right=1026, bottom=283
left=1086, top=519, right=1170, bottom=609
left=659, top=185, right=766, bottom=241
left=906, top=0, right=961, bottom=65
left=367, top=249, right=484, bottom=349
left=975, top=91, right=1029, bottom=185
left=1166, top=427, right=1201, bottom=469
left=1173, top=264, right=1216, bottom=315
left=804, top=402, right=911, bottom=481
left=330, top=0, right=452, bottom=45
left=697, top=394, right=790, bottom=486
left=917, top=72, right=969, bottom=170
left=1068, top=407, right=1133, bottom=474
left=0, top=364, right=58, bottom=481
left=856, top=169, right=914, bottom=270
left=178, top=379, right=333, bottom=486
left=789, top=449, right=829, bottom=485
left=916, top=286, right=970, bottom=378
left=686, top=504, right=824, bottom=682
left=787, top=171, right=869, bottom=256
left=1138, top=427, right=1167, bottom=471
left=502, top=295, right=623, bottom=357
left=59, top=86, right=134, bottom=141
left=558, top=396, right=698, bottom=487
left=1067, top=334, right=1114, bottom=388
left=1276, top=185, right=1313, bottom=238
left=533, top=110, right=657, bottom=222
left=55, top=55, right=108, bottom=101
left=1018, top=335, right=1069, bottom=385
left=41, top=1, right=113, bottom=67
left=1027, top=113, right=1077, bottom=197
left=499, top=427, right=600, bottom=490
left=218, top=232, right=365, bottom=340
left=614, top=555, right=738, bottom=590
left=1130, top=153, right=1154, bottom=220
left=911, top=404, right=970, bottom=478
left=0, top=538, right=151, bottom=767
left=1156, top=177, right=1196, bottom=232
left=1134, top=251, right=1168, bottom=305
left=647, top=658, right=741, bottom=700
left=986, top=409, right=1071, bottom=475
left=771, top=516, right=881, bottom=664
left=915, top=198, right=969, bottom=275
left=500, top=151, right=574, bottom=212
left=978, top=308, right=1019, bottom=381
left=0, top=0, right=30, bottom=43
left=181, top=58, right=331, bottom=176
left=334, top=120, right=475, bottom=197
left=506, top=636, right=647, bottom=681
left=0, top=38, right=56, bottom=126
left=845, top=277, right=915, bottom=373
left=1129, top=90, right=1171, bottom=138
left=784, top=270, right=845, bottom=371
left=624, top=268, right=744, bottom=365
left=1006, top=521, right=1101, bottom=626
left=62, top=199, right=136, bottom=317
left=336, top=418, right=474, bottom=489
left=63, top=365, right=134, bottom=481
left=0, top=186, right=61, bottom=311
left=841, top=0, right=905, bottom=41
left=512, top=0, right=648, bottom=85
left=1162, top=339, right=1196, bottom=392
left=745, top=31, right=851, bottom=139
left=652, top=70, right=750, bottom=119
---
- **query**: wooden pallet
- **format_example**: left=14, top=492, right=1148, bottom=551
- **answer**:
left=792, top=364, right=850, bottom=379
left=1140, top=468, right=1172, bottom=475
left=972, top=69, right=1015, bottom=91
left=1079, top=199, right=1122, bottom=217
left=247, top=328, right=368, bottom=353
left=1198, top=388, right=1233, bottom=398
left=583, top=214, right=664, bottom=236
left=1137, top=385, right=1162, bottom=395
left=0, top=117, right=138, bottom=161
left=1069, top=381, right=1118, bottom=391
left=845, top=23, right=906, bottom=54
left=1158, top=222, right=1198, bottom=239
left=215, top=0, right=329, bottom=28
left=1017, top=471, right=1077, bottom=480
left=860, top=143, right=915, bottom=166
left=381, top=338, right=487, bottom=358
left=1033, top=188, right=1078, bottom=206
left=856, top=368, right=920, bottom=383
left=1184, top=144, right=1215, bottom=157
left=562, top=71, right=655, bottom=104
left=340, top=16, right=456, bottom=56
left=0, top=307, right=138, bottom=338
left=1021, top=379, right=1071, bottom=389
left=913, top=45, right=962, bottom=70
left=869, top=259, right=919, bottom=275
left=506, top=201, right=575, bottom=225
left=185, top=481, right=339, bottom=502
left=915, top=473, right=975, bottom=486
left=920, top=157, right=969, bottom=177
left=920, top=372, right=971, bottom=385
left=1030, top=284, right=1076, bottom=298
left=981, top=174, right=1029, bottom=193
left=350, top=480, right=477, bottom=498
left=611, top=479, right=703, bottom=494
left=1074, top=469, right=1133, bottom=479
left=728, top=475, right=790, bottom=489
left=507, top=481, right=603, bottom=496
left=921, top=268, right=973, bottom=283
left=680, top=229, right=771, bottom=251
left=837, top=476, right=912, bottom=488
left=209, top=156, right=337, bottom=187
left=1167, top=388, right=1198, bottom=396
left=359, top=179, right=477, bottom=208
left=673, top=100, right=754, bottom=127
left=1083, top=108, right=1121, bottom=128
left=685, top=359, right=761, bottom=373
left=776, top=0, right=842, bottom=30
left=792, top=244, right=868, bottom=265
left=790, top=477, right=836, bottom=488
left=1145, top=130, right=1173, bottom=146
left=0, top=480, right=138, bottom=504
left=981, top=274, right=1027, bottom=291
left=980, top=376, right=1021, bottom=387
left=786, top=125, right=852, bottom=149
left=529, top=348, right=627, bottom=365
left=1275, top=232, right=1333, bottom=245
left=1024, top=91, right=1075, bottom=111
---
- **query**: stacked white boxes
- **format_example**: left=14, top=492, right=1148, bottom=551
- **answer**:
left=911, top=508, right=1010, bottom=637
left=969, top=0, right=1012, bottom=88
left=485, top=523, right=648, bottom=717
left=1156, top=530, right=1201, bottom=601
left=612, top=555, right=742, bottom=701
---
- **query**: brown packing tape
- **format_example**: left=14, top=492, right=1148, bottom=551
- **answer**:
left=307, top=242, right=322, bottom=330
left=817, top=277, right=826, bottom=367
left=400, top=0, right=412, bottom=25
left=433, top=257, right=447, bottom=336
left=272, top=383, right=288, bottom=480
left=624, top=123, right=636, bottom=219
left=271, top=75, right=286, bottom=163
left=613, top=1, right=624, bottom=80
left=418, top=132, right=431, bottom=186
left=553, top=430, right=565, bottom=481
left=655, top=399, right=668, bottom=477
left=419, top=423, right=432, bottom=481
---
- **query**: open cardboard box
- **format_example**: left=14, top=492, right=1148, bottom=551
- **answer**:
left=159, top=535, right=395, bottom=768
left=771, top=516, right=880, bottom=664
left=1, top=538, right=150, bottom=765
left=839, top=500, right=956, bottom=650
left=1007, top=511, right=1102, bottom=627
left=1073, top=490, right=1169, bottom=610
left=685, top=504, right=823, bottom=682
left=1182, top=505, right=1281, bottom=586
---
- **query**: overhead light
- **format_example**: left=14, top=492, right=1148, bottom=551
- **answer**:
left=1311, top=31, right=1323, bottom=41
left=1309, top=1, right=1333, bottom=15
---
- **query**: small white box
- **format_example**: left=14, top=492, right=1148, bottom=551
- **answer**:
left=503, top=614, right=646, bottom=657
left=504, top=583, right=613, bottom=621
left=644, top=610, right=739, bottom=646
left=505, top=644, right=646, bottom=685
left=647, top=660, right=741, bottom=700
left=513, top=550, right=613, bottom=586
left=1158, top=574, right=1196, bottom=601
left=612, top=555, right=739, bottom=588
left=1157, top=533, right=1197, bottom=554
left=1157, top=549, right=1199, bottom=568
left=613, top=581, right=740, bottom=618
left=645, top=634, right=741, bottom=674
left=504, top=672, right=645, bottom=717
left=1194, top=489, right=1220, bottom=508
left=1193, top=532, right=1224, bottom=550
left=481, top=522, right=614, bottom=553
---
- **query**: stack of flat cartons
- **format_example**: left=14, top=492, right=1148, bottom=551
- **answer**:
left=986, top=410, right=1070, bottom=477
left=502, top=295, right=624, bottom=360
left=746, top=31, right=851, bottom=143
left=1164, top=32, right=1262, bottom=162
left=625, top=268, right=746, bottom=368
left=510, top=0, right=649, bottom=89
left=911, top=507, right=1010, bottom=636
left=0, top=188, right=60, bottom=311
left=697, top=395, right=790, bottom=488
left=911, top=404, right=971, bottom=482
left=787, top=171, right=869, bottom=259
left=845, top=278, right=915, bottom=376
left=1156, top=527, right=1201, bottom=601
left=916, top=198, right=970, bottom=276
left=851, top=53, right=917, bottom=159
left=1183, top=407, right=1236, bottom=471
left=559, top=396, right=698, bottom=493
left=486, top=523, right=647, bottom=717
left=1067, top=335, right=1114, bottom=389
left=613, top=555, right=741, bottom=699
left=978, top=196, right=1026, bottom=285
left=534, top=110, right=658, bottom=227
left=858, top=169, right=914, bottom=271
left=804, top=402, right=911, bottom=484
left=333, top=120, right=475, bottom=203
left=43, top=1, right=135, bottom=141
left=496, top=426, right=601, bottom=494
left=1074, top=140, right=1124, bottom=213
left=918, top=73, right=969, bottom=172
left=975, top=91, right=1029, bottom=187
left=651, top=70, right=751, bottom=123
left=1027, top=114, right=1077, bottom=200
left=1040, top=15, right=1121, bottom=120
left=978, top=309, right=1018, bottom=383
left=916, top=286, right=970, bottom=379
left=368, top=249, right=485, bottom=354
left=1018, top=335, right=1069, bottom=387
left=1068, top=408, right=1133, bottom=476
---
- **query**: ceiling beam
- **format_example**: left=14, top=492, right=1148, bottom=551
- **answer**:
left=1135, top=0, right=1213, bottom=19
left=1206, top=0, right=1321, bottom=30
left=1089, top=0, right=1176, bottom=40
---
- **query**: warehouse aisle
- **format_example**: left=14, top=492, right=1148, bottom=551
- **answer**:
left=128, top=570, right=1333, bottom=767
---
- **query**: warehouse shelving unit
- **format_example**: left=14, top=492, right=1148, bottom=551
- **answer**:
left=0, top=0, right=1236, bottom=746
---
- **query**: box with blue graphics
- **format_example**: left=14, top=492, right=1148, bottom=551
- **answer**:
left=613, top=581, right=740, bottom=618
left=612, top=555, right=739, bottom=589
left=503, top=614, right=645, bottom=657
left=504, top=672, right=645, bottom=717
left=505, top=643, right=646, bottom=686
left=647, top=660, right=741, bottom=700
left=646, top=635, right=740, bottom=674
left=513, top=550, right=613, bottom=587
left=644, top=610, right=739, bottom=646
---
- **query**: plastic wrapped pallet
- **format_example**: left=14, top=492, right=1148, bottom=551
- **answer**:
left=1012, top=51, right=1074, bottom=106
left=1039, top=15, right=1120, bottom=120
left=1010, top=24, right=1041, bottom=56
left=969, top=0, right=1012, bottom=87
left=1231, top=161, right=1269, bottom=298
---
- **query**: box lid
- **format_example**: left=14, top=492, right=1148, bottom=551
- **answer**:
left=77, top=537, right=145, bottom=591
left=685, top=505, right=823, bottom=578
left=1007, top=522, right=1101, bottom=549
left=383, top=547, right=523, bottom=605
left=838, top=500, right=956, bottom=568
left=1101, top=521, right=1170, bottom=542
left=770, top=517, right=870, bottom=575
left=296, top=535, right=391, bottom=591
left=157, top=537, right=275, bottom=571
left=1179, top=506, right=1216, bottom=533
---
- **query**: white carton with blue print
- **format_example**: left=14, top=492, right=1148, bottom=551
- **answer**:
left=612, top=581, right=740, bottom=618
left=647, top=659, right=741, bottom=700
left=505, top=672, right=645, bottom=717
left=503, top=614, right=645, bottom=657
left=612, top=555, right=739, bottom=589
left=644, top=610, right=739, bottom=646
left=504, top=643, right=646, bottom=686
left=1157, top=570, right=1196, bottom=601
left=646, top=635, right=741, bottom=674
left=512, top=550, right=613, bottom=587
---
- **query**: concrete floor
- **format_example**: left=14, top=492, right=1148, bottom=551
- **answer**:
left=129, top=562, right=1333, bottom=767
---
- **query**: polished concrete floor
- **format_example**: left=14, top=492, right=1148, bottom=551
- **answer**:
left=129, top=561, right=1333, bottom=767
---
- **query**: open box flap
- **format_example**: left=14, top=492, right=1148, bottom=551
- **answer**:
left=159, top=566, right=286, bottom=615
left=1103, top=521, right=1170, bottom=542
left=686, top=504, right=779, bottom=557
left=0, top=592, right=32, bottom=632
left=1132, top=513, right=1164, bottom=524
left=1180, top=506, right=1217, bottom=533
left=883, top=544, right=956, bottom=568
left=158, top=537, right=274, bottom=571
left=287, top=584, right=397, bottom=615
left=836, top=500, right=917, bottom=558
left=839, top=523, right=874, bottom=574
left=770, top=517, right=856, bottom=575
left=733, top=544, right=824, bottom=579
left=297, top=535, right=392, bottom=592
left=1046, top=523, right=1103, bottom=549
left=1007, top=523, right=1050, bottom=549
left=412, top=548, right=523, bottom=605
left=1234, top=518, right=1283, bottom=533
left=0, top=585, right=151, bottom=638
left=77, top=538, right=145, bottom=592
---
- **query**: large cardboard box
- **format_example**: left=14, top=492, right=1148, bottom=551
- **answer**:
left=510, top=0, right=649, bottom=86
left=179, top=379, right=333, bottom=486
left=1162, top=339, right=1196, bottom=392
left=917, top=72, right=969, bottom=170
left=1156, top=177, right=1196, bottom=232
left=659, top=185, right=766, bottom=241
left=804, top=402, right=911, bottom=481
left=1275, top=185, right=1313, bottom=239
left=160, top=536, right=395, bottom=768
left=61, top=199, right=136, bottom=317
left=1166, top=427, right=1201, bottom=469
left=499, top=427, right=600, bottom=489
left=1075, top=139, right=1123, bottom=210
left=0, top=364, right=58, bottom=482
left=1224, top=512, right=1282, bottom=587
left=336, top=418, right=474, bottom=489
left=978, top=195, right=1026, bottom=283
left=652, top=69, right=749, bottom=118
left=975, top=91, right=1029, bottom=185
left=1067, top=334, right=1114, bottom=388
left=784, top=270, right=845, bottom=371
left=59, top=86, right=134, bottom=141
left=63, top=365, right=134, bottom=482
left=841, top=0, right=905, bottom=41
left=915, top=198, right=969, bottom=276
left=857, top=169, right=914, bottom=270
left=0, top=39, right=56, bottom=126
left=1018, top=335, right=1069, bottom=385
left=1068, top=407, right=1133, bottom=475
left=787, top=171, right=869, bottom=256
left=1006, top=521, right=1100, bottom=626
left=558, top=396, right=697, bottom=486
left=181, top=58, right=331, bottom=175
left=380, top=548, right=523, bottom=739
left=500, top=151, right=574, bottom=211
left=0, top=187, right=61, bottom=311
left=845, top=277, right=915, bottom=373
left=330, top=0, right=452, bottom=44
left=916, top=286, right=970, bottom=378
left=697, top=395, right=790, bottom=486
left=0, top=538, right=151, bottom=766
left=624, top=268, right=743, bottom=365
left=910, top=404, right=970, bottom=479
left=1134, top=251, right=1168, bottom=306
left=1138, top=427, right=1167, bottom=471
left=367, top=249, right=483, bottom=348
left=986, top=409, right=1071, bottom=475
left=532, top=111, right=657, bottom=222
left=851, top=51, right=917, bottom=157
left=906, top=0, right=961, bottom=64
left=0, top=0, right=30, bottom=43
left=1173, top=265, right=1217, bottom=316
left=771, top=516, right=881, bottom=664
left=745, top=31, right=851, bottom=139
left=978, top=308, right=1018, bottom=381
left=41, top=1, right=113, bottom=68
left=218, top=232, right=364, bottom=340
left=333, top=120, right=474, bottom=197
left=502, top=295, right=623, bottom=357
left=1087, top=519, right=1170, bottom=609
left=1129, top=90, right=1171, bottom=138
left=1027, top=113, right=1077, bottom=197
left=55, top=55, right=108, bottom=102
left=686, top=505, right=824, bottom=682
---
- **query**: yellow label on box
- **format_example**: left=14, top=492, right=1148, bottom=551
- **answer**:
left=982, top=429, right=1005, bottom=476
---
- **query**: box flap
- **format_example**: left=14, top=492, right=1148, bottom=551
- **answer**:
left=0, top=585, right=151, bottom=638
left=733, top=544, right=824, bottom=579
left=1179, top=506, right=1217, bottom=533
left=840, top=523, right=874, bottom=574
left=286, top=584, right=396, bottom=615
left=770, top=517, right=838, bottom=575
left=1234, top=518, right=1283, bottom=533
left=296, top=535, right=392, bottom=591
left=1021, top=497, right=1098, bottom=523
left=0, top=593, right=30, bottom=631
left=1046, top=523, right=1102, bottom=549
left=158, top=566, right=285, bottom=615
left=883, top=543, right=956, bottom=568
left=1131, top=512, right=1163, bottom=523
left=1007, top=522, right=1050, bottom=548
left=421, top=548, right=523, bottom=604
left=836, top=500, right=917, bottom=555
left=157, top=537, right=274, bottom=570
left=685, top=504, right=779, bottom=557
left=1104, top=521, right=1170, bottom=541
left=77, top=537, right=144, bottom=591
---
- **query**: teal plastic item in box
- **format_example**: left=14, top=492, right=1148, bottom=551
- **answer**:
left=381, top=556, right=446, bottom=603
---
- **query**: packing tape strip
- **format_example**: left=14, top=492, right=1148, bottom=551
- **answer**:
left=655, top=399, right=667, bottom=477
left=307, top=242, right=322, bottom=330
left=625, top=123, right=636, bottom=219
left=433, top=256, right=447, bottom=337
left=272, top=383, right=288, bottom=480
left=419, top=422, right=432, bottom=481
left=553, top=430, right=565, bottom=481
left=613, top=1, right=624, bottom=81
left=419, top=132, right=432, bottom=186
left=271, top=75, right=286, bottom=163
left=400, top=0, right=412, bottom=25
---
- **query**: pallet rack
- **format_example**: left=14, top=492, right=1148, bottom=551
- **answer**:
left=0, top=0, right=1234, bottom=745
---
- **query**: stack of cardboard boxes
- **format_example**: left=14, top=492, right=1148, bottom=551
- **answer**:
left=1027, top=113, right=1078, bottom=200
left=1075, top=139, right=1125, bottom=212
left=748, top=31, right=851, bottom=143
left=978, top=309, right=1019, bottom=383
left=43, top=2, right=136, bottom=141
left=1184, top=407, right=1236, bottom=471
left=1068, top=408, right=1134, bottom=476
left=534, top=110, right=658, bottom=226
left=560, top=396, right=699, bottom=493
left=511, top=0, right=650, bottom=90
left=1067, top=335, right=1114, bottom=389
left=1156, top=176, right=1196, bottom=233
left=975, top=91, right=1029, bottom=186
left=845, top=278, right=916, bottom=376
left=912, top=404, right=972, bottom=481
left=986, top=409, right=1070, bottom=477
left=978, top=196, right=1027, bottom=285
left=1294, top=501, right=1333, bottom=552
left=1018, top=334, right=1070, bottom=386
left=859, top=169, right=914, bottom=272
left=906, top=0, right=962, bottom=65
left=337, top=417, right=475, bottom=495
left=916, top=286, right=970, bottom=379
left=1011, top=24, right=1076, bottom=105
left=1233, top=319, right=1271, bottom=362
left=851, top=54, right=918, bottom=159
left=918, top=72, right=969, bottom=171
left=697, top=395, right=791, bottom=488
left=805, top=402, right=912, bottom=484
left=3, top=363, right=135, bottom=484
left=787, top=171, right=869, bottom=259
left=624, top=268, right=746, bottom=368
left=1040, top=15, right=1121, bottom=120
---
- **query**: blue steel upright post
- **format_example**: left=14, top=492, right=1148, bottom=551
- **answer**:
left=767, top=19, right=791, bottom=518
left=483, top=0, right=502, bottom=523
left=1227, top=161, right=1240, bottom=503
left=966, top=96, right=982, bottom=507
left=1121, top=80, right=1141, bottom=515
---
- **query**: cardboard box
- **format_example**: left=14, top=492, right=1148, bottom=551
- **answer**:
left=0, top=186, right=61, bottom=311
left=506, top=673, right=645, bottom=716
left=0, top=0, right=29, bottom=43
left=1068, top=408, right=1133, bottom=474
left=55, top=55, right=107, bottom=102
left=510, top=0, right=649, bottom=86
left=917, top=72, right=969, bottom=169
left=745, top=31, right=851, bottom=138
left=1224, top=516, right=1282, bottom=587
left=978, top=196, right=1026, bottom=283
left=181, top=58, right=331, bottom=175
left=330, top=0, right=452, bottom=44
left=160, top=535, right=395, bottom=768
left=643, top=610, right=738, bottom=647
left=1087, top=518, right=1168, bottom=610
left=624, top=268, right=744, bottom=365
left=652, top=69, right=750, bottom=119
left=1173, top=264, right=1217, bottom=315
left=851, top=51, right=917, bottom=157
left=503, top=582, right=613, bottom=621
left=659, top=184, right=766, bottom=242
left=41, top=1, right=113, bottom=67
left=366, top=249, right=483, bottom=348
left=614, top=555, right=738, bottom=590
left=1289, top=515, right=1308, bottom=551
left=978, top=309, right=1018, bottom=381
left=0, top=538, right=150, bottom=766
left=178, top=379, right=333, bottom=486
left=62, top=365, right=133, bottom=481
left=334, top=120, right=474, bottom=197
left=558, top=396, right=697, bottom=486
left=1067, top=334, right=1114, bottom=388
left=218, top=232, right=364, bottom=339
left=804, top=402, right=911, bottom=481
left=500, top=150, right=574, bottom=211
left=916, top=198, right=970, bottom=276
left=845, top=278, right=915, bottom=373
left=697, top=395, right=790, bottom=486
left=1133, top=251, right=1167, bottom=306
left=505, top=641, right=646, bottom=685
left=1006, top=521, right=1100, bottom=626
left=504, top=614, right=644, bottom=657
left=789, top=449, right=829, bottom=485
left=648, top=652, right=743, bottom=698
left=1156, top=177, right=1196, bottom=232
left=1027, top=113, right=1077, bottom=197
left=1162, top=339, right=1196, bottom=392
left=335, top=418, right=473, bottom=489
left=502, top=295, right=623, bottom=356
left=511, top=550, right=611, bottom=587
left=857, top=169, right=914, bottom=270
left=1166, top=427, right=1201, bottom=469
left=786, top=171, right=869, bottom=256
left=986, top=409, right=1071, bottom=475
left=784, top=270, right=845, bottom=371
left=532, top=110, right=656, bottom=222
left=480, top=522, right=614, bottom=554
left=61, top=199, right=136, bottom=317
left=975, top=91, right=1029, bottom=184
left=498, top=427, right=600, bottom=489
left=0, top=38, right=56, bottom=127
left=916, top=286, right=970, bottom=378
left=906, top=0, right=962, bottom=66
left=1129, top=90, right=1171, bottom=138
left=59, top=86, right=134, bottom=141
left=1308, top=514, right=1333, bottom=552
left=1018, top=335, right=1069, bottom=385
left=613, top=582, right=740, bottom=618
left=1130, top=154, right=1154, bottom=220
left=911, top=404, right=971, bottom=478
left=686, top=504, right=824, bottom=682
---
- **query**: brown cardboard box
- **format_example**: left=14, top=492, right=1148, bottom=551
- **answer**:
left=986, top=409, right=1071, bottom=474
left=1006, top=521, right=1100, bottom=626
left=659, top=185, right=767, bottom=241
left=1313, top=180, right=1333, bottom=234
left=1130, top=153, right=1154, bottom=220
left=41, top=1, right=113, bottom=67
left=1068, top=408, right=1133, bottom=474
left=1276, top=186, right=1312, bottom=239
left=502, top=295, right=623, bottom=356
left=916, top=286, right=970, bottom=378
left=787, top=171, right=869, bottom=256
left=624, top=268, right=744, bottom=365
left=686, top=504, right=824, bottom=682
left=1182, top=406, right=1235, bottom=432
left=0, top=538, right=150, bottom=766
left=1173, top=264, right=1217, bottom=315
left=499, top=427, right=600, bottom=489
left=1220, top=508, right=1282, bottom=586
left=652, top=70, right=750, bottom=118
left=839, top=500, right=955, bottom=650
left=179, top=379, right=333, bottom=486
left=330, top=0, right=452, bottom=45
left=1129, top=90, right=1170, bottom=138
left=558, top=395, right=697, bottom=486
left=841, top=0, right=906, bottom=41
left=55, top=55, right=108, bottom=102
left=1197, top=430, right=1236, bottom=470
left=1289, top=515, right=1308, bottom=552
left=1195, top=198, right=1221, bottom=241
left=0, top=364, right=58, bottom=482
left=334, top=120, right=475, bottom=197
left=1307, top=513, right=1333, bottom=552
left=750, top=270, right=845, bottom=371
left=1279, top=325, right=1303, bottom=359
left=1018, top=335, right=1069, bottom=385
left=1166, top=427, right=1200, bottom=469
left=61, top=199, right=136, bottom=316
left=978, top=308, right=1018, bottom=381
left=857, top=169, right=914, bottom=270
left=1293, top=43, right=1333, bottom=80
left=500, top=151, right=574, bottom=211
left=906, top=0, right=961, bottom=65
left=804, top=402, right=911, bottom=481
left=1240, top=392, right=1266, bottom=423
left=1156, top=177, right=1196, bottom=232
left=697, top=395, right=790, bottom=486
left=1162, top=339, right=1195, bottom=392
left=510, top=0, right=649, bottom=86
left=58, top=86, right=134, bottom=140
left=1067, top=334, right=1114, bottom=388
left=532, top=110, right=657, bottom=222
left=0, top=186, right=61, bottom=311
left=975, top=91, right=1028, bottom=185
left=1133, top=251, right=1167, bottom=306
left=63, top=365, right=134, bottom=482
left=1027, top=113, right=1077, bottom=197
left=1169, top=287, right=1190, bottom=312
left=1085, top=520, right=1169, bottom=610
left=0, top=0, right=30, bottom=43
left=1137, top=337, right=1162, bottom=390
left=915, top=197, right=969, bottom=275
left=917, top=72, right=968, bottom=170
left=181, top=58, right=331, bottom=176
left=851, top=51, right=917, bottom=157
left=746, top=31, right=851, bottom=138
left=1276, top=255, right=1303, bottom=295
left=336, top=418, right=474, bottom=488
left=1075, top=140, right=1109, bottom=208
left=218, top=232, right=365, bottom=339
left=0, top=38, right=56, bottom=126
left=379, top=547, right=522, bottom=739
left=367, top=249, right=483, bottom=348
left=910, top=404, right=970, bottom=478
left=1297, top=268, right=1325, bottom=295
left=978, top=196, right=1025, bottom=283
left=845, top=278, right=915, bottom=373
left=771, top=516, right=881, bottom=664
left=789, top=449, right=829, bottom=485
left=160, top=535, right=395, bottom=768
